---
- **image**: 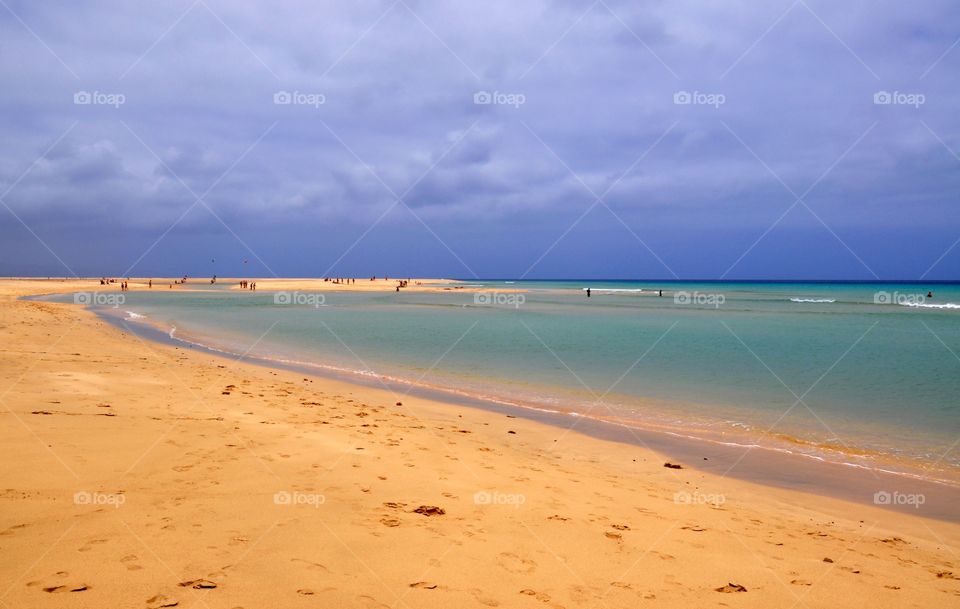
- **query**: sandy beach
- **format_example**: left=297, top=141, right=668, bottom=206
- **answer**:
left=25, top=277, right=511, bottom=294
left=1, top=278, right=958, bottom=609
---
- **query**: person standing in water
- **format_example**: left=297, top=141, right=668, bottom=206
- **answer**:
left=586, top=288, right=591, bottom=298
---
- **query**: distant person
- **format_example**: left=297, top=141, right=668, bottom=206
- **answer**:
left=928, top=291, right=933, bottom=299
left=659, top=289, right=662, bottom=297
left=149, top=279, right=152, bottom=288
left=586, top=288, right=591, bottom=298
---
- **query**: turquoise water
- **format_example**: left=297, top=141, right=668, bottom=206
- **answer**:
left=60, top=281, right=960, bottom=480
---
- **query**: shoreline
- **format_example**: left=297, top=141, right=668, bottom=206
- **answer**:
left=22, top=277, right=960, bottom=510
left=97, top=304, right=960, bottom=523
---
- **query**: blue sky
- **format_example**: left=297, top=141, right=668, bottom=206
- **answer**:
left=1, top=0, right=958, bottom=279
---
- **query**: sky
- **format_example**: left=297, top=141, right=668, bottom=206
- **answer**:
left=0, top=0, right=958, bottom=280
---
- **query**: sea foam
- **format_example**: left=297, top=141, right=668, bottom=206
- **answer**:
left=898, top=302, right=960, bottom=310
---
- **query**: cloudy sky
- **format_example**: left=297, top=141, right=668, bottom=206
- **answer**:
left=1, top=0, right=957, bottom=279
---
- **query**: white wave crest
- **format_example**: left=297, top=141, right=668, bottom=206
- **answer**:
left=898, top=302, right=960, bottom=310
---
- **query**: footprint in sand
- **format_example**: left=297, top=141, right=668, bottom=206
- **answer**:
left=27, top=571, right=89, bottom=593
left=146, top=593, right=180, bottom=608
left=291, top=558, right=330, bottom=573
left=356, top=594, right=392, bottom=608
left=121, top=554, right=143, bottom=571
left=469, top=588, right=500, bottom=606
left=519, top=589, right=553, bottom=603
left=78, top=538, right=108, bottom=552
left=42, top=584, right=89, bottom=593
left=0, top=523, right=28, bottom=536
left=178, top=579, right=217, bottom=589
left=497, top=552, right=536, bottom=574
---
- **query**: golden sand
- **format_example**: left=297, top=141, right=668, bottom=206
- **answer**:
left=0, top=279, right=957, bottom=608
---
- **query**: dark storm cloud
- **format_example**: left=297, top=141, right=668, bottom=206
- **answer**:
left=0, top=0, right=958, bottom=278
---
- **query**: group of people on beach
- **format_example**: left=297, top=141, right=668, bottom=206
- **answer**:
left=99, top=276, right=193, bottom=290
left=101, top=277, right=132, bottom=291
left=320, top=276, right=415, bottom=284
left=238, top=280, right=256, bottom=290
